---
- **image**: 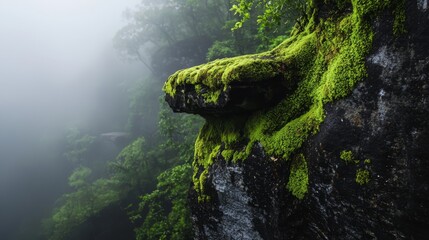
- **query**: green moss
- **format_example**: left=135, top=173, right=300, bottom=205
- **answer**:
left=340, top=150, right=361, bottom=164
left=393, top=0, right=406, bottom=36
left=201, top=90, right=222, bottom=104
left=165, top=0, right=401, bottom=200
left=340, top=150, right=354, bottom=164
left=196, top=168, right=211, bottom=202
left=163, top=53, right=284, bottom=101
left=231, top=143, right=254, bottom=163
left=221, top=150, right=234, bottom=161
left=192, top=118, right=244, bottom=201
left=340, top=153, right=372, bottom=184
left=355, top=168, right=370, bottom=185
left=286, top=154, right=309, bottom=199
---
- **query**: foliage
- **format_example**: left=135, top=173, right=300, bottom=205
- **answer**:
left=158, top=100, right=204, bottom=165
left=132, top=164, right=193, bottom=240
left=260, top=34, right=290, bottom=51
left=44, top=177, right=123, bottom=240
left=68, top=166, right=92, bottom=189
left=206, top=40, right=240, bottom=61
left=63, top=128, right=95, bottom=163
left=45, top=88, right=202, bottom=240
left=110, top=137, right=154, bottom=191
left=45, top=136, right=143, bottom=239
left=126, top=79, right=162, bottom=138
left=231, top=0, right=307, bottom=31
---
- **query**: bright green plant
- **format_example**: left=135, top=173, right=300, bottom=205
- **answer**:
left=132, top=164, right=193, bottom=240
left=287, top=154, right=309, bottom=199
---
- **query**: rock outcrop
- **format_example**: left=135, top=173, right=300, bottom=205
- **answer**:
left=164, top=0, right=429, bottom=239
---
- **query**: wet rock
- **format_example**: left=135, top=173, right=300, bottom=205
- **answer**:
left=165, top=78, right=290, bottom=116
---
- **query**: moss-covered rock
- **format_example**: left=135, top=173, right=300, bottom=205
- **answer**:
left=164, top=0, right=406, bottom=200
left=164, top=0, right=429, bottom=239
left=163, top=36, right=313, bottom=114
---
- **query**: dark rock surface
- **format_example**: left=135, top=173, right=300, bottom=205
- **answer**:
left=168, top=1, right=429, bottom=239
left=165, top=77, right=291, bottom=116
left=189, top=144, right=294, bottom=240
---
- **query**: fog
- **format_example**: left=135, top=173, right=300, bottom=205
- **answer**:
left=0, top=0, right=142, bottom=239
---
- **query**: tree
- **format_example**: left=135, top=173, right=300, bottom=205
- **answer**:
left=131, top=164, right=193, bottom=240
left=231, top=0, right=307, bottom=32
left=63, top=128, right=95, bottom=164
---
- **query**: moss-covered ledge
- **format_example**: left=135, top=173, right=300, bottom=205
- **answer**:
left=164, top=33, right=315, bottom=115
left=163, top=0, right=406, bottom=201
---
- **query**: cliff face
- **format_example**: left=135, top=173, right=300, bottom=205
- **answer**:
left=164, top=1, right=429, bottom=239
